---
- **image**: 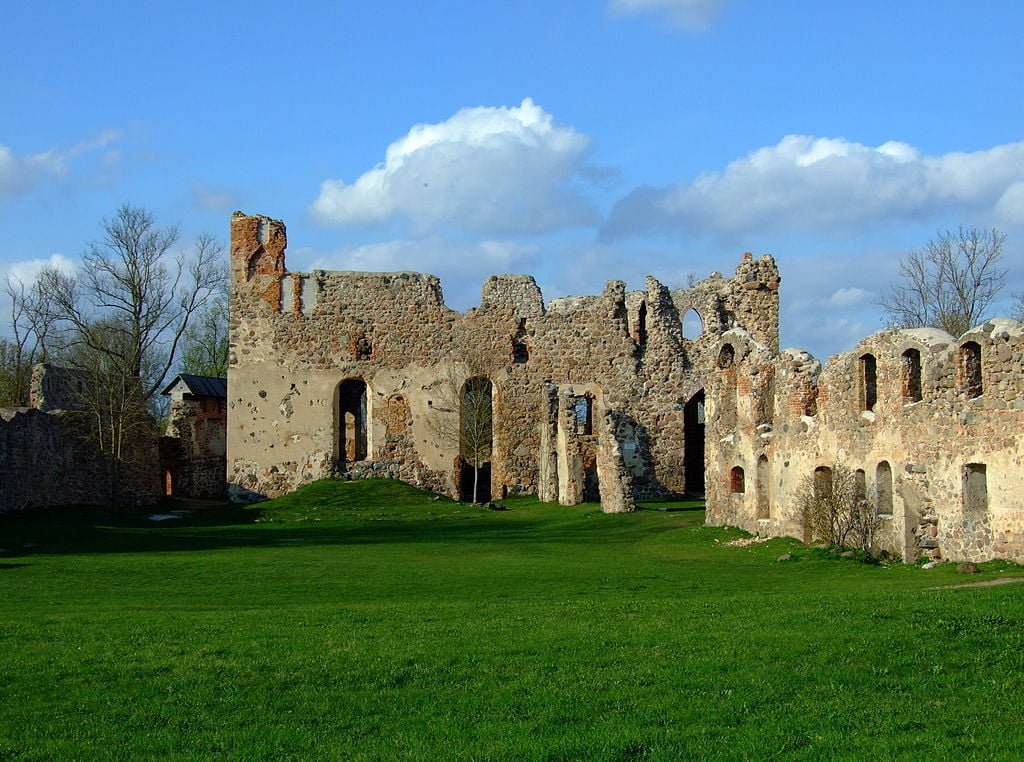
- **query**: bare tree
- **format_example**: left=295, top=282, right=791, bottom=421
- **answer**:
left=1012, top=291, right=1024, bottom=323
left=798, top=463, right=878, bottom=550
left=877, top=226, right=1008, bottom=337
left=63, top=319, right=155, bottom=511
left=0, top=339, right=30, bottom=407
left=35, top=204, right=225, bottom=401
left=0, top=274, right=58, bottom=406
left=9, top=204, right=224, bottom=508
left=179, top=274, right=229, bottom=377
left=460, top=376, right=493, bottom=503
left=0, top=277, right=34, bottom=406
left=426, top=349, right=494, bottom=503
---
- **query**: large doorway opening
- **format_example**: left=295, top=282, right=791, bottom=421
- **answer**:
left=459, top=377, right=493, bottom=503
left=683, top=389, right=706, bottom=497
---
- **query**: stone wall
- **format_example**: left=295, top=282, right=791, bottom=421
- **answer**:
left=705, top=319, right=1024, bottom=563
left=227, top=212, right=780, bottom=510
left=227, top=211, right=1023, bottom=560
left=0, top=366, right=161, bottom=511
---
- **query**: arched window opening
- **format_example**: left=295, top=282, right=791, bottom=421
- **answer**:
left=814, top=466, right=833, bottom=500
left=460, top=377, right=493, bottom=503
left=854, top=469, right=867, bottom=507
left=730, top=466, right=745, bottom=494
left=716, top=343, right=739, bottom=432
left=682, top=308, right=704, bottom=340
left=246, top=249, right=262, bottom=281
left=575, top=394, right=594, bottom=435
left=756, top=455, right=770, bottom=519
left=875, top=461, right=893, bottom=516
left=336, top=379, right=368, bottom=464
left=960, top=342, right=982, bottom=399
left=963, top=463, right=987, bottom=513
left=860, top=353, right=877, bottom=412
left=902, top=348, right=922, bottom=403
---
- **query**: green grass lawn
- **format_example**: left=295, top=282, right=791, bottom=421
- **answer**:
left=2, top=479, right=1023, bottom=760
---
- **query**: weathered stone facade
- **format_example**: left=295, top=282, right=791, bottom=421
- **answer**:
left=704, top=320, right=1024, bottom=563
left=0, top=365, right=161, bottom=511
left=228, top=211, right=1023, bottom=564
left=227, top=212, right=779, bottom=511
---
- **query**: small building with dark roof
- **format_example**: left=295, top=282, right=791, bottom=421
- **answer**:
left=160, top=374, right=228, bottom=498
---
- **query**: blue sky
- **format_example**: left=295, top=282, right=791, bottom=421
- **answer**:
left=2, top=0, right=1022, bottom=359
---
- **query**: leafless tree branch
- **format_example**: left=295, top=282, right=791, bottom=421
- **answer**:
left=877, top=226, right=1008, bottom=337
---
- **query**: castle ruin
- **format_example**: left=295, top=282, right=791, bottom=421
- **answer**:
left=227, top=211, right=1024, bottom=563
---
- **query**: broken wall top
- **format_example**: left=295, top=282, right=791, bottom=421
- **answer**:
left=228, top=212, right=780, bottom=354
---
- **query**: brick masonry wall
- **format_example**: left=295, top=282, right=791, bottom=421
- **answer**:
left=162, top=397, right=227, bottom=498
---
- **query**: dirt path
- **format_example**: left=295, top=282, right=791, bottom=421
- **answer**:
left=932, top=577, right=1024, bottom=590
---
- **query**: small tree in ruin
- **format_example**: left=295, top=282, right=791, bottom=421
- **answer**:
left=798, top=462, right=878, bottom=551
left=179, top=273, right=230, bottom=378
left=426, top=349, right=494, bottom=504
left=62, top=319, right=155, bottom=512
left=460, top=376, right=493, bottom=504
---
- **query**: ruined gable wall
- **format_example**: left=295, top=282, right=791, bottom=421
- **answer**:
left=227, top=211, right=780, bottom=506
left=706, top=319, right=1024, bottom=563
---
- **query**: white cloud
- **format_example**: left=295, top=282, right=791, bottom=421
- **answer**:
left=776, top=248, right=901, bottom=360
left=306, top=237, right=539, bottom=311
left=994, top=180, right=1024, bottom=225
left=784, top=317, right=870, bottom=361
left=602, top=136, right=1024, bottom=239
left=0, top=145, right=65, bottom=197
left=6, top=253, right=77, bottom=285
left=825, top=287, right=872, bottom=308
left=310, top=98, right=597, bottom=236
left=0, top=130, right=122, bottom=198
left=608, top=0, right=732, bottom=30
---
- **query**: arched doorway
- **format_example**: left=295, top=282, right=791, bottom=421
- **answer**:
left=459, top=377, right=493, bottom=503
left=683, top=389, right=705, bottom=496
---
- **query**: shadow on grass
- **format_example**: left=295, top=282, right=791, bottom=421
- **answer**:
left=636, top=498, right=706, bottom=513
left=0, top=504, right=627, bottom=558
left=0, top=479, right=703, bottom=559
